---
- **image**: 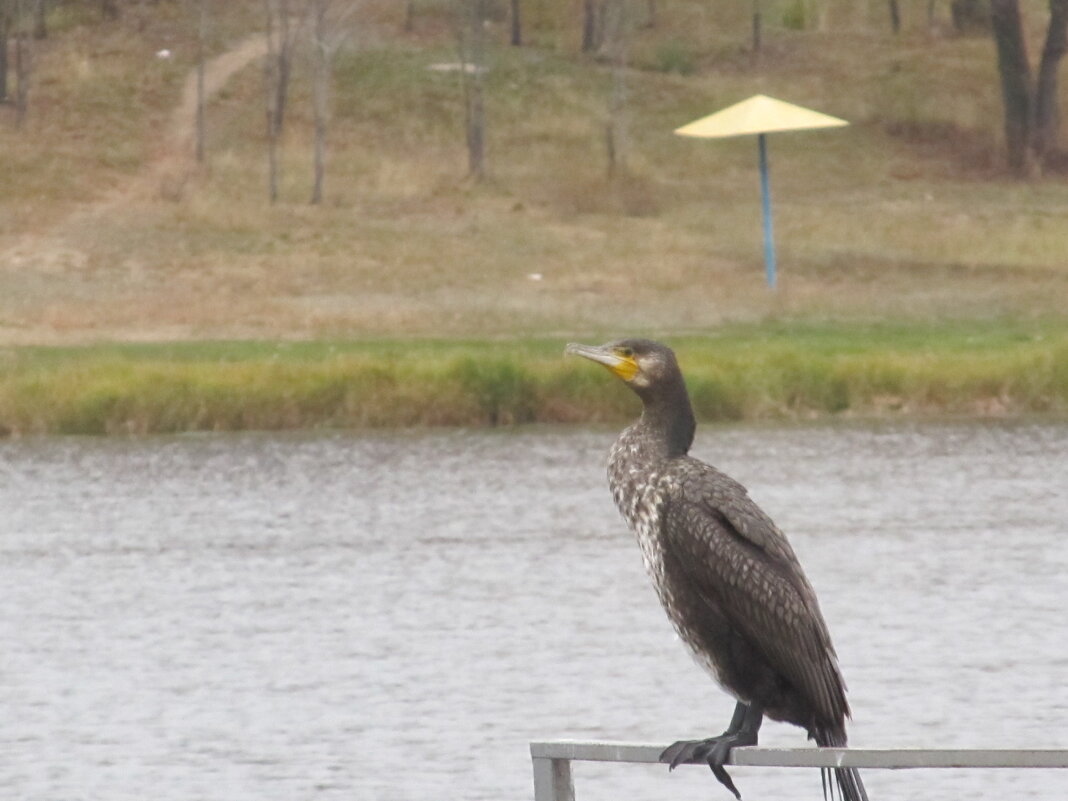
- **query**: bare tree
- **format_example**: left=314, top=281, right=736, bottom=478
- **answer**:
left=262, top=0, right=305, bottom=201
left=457, top=0, right=487, bottom=180
left=264, top=5, right=282, bottom=201
left=266, top=0, right=298, bottom=137
left=582, top=0, right=605, bottom=53
left=0, top=6, right=11, bottom=103
left=309, top=0, right=358, bottom=204
left=752, top=0, right=762, bottom=55
left=991, top=0, right=1032, bottom=171
left=509, top=0, right=521, bottom=46
left=13, top=0, right=38, bottom=128
left=195, top=0, right=207, bottom=163
left=0, top=0, right=34, bottom=103
left=33, top=0, right=45, bottom=38
left=1034, top=0, right=1068, bottom=161
left=311, top=0, right=330, bottom=203
left=990, top=0, right=1068, bottom=174
left=888, top=0, right=902, bottom=33
left=604, top=0, right=627, bottom=177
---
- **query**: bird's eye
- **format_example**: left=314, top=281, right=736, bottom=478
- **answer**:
left=617, top=347, right=634, bottom=358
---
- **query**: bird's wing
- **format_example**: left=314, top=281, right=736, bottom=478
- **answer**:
left=660, top=460, right=848, bottom=726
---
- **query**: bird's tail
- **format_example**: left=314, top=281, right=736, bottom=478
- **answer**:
left=814, top=728, right=869, bottom=801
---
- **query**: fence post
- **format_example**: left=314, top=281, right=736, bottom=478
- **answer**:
left=531, top=755, right=574, bottom=801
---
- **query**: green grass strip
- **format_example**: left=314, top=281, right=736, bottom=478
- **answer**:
left=1, top=321, right=1066, bottom=435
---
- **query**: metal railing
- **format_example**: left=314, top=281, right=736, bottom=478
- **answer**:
left=530, top=740, right=1068, bottom=801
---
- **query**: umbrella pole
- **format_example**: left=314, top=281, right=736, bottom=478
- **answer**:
left=757, top=133, right=777, bottom=289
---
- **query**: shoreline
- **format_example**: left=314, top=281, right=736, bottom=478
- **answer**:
left=3, top=321, right=1066, bottom=435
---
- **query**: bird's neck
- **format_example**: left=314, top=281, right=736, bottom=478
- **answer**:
left=635, top=377, right=696, bottom=460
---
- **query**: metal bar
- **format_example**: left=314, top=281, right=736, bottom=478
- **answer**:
left=757, top=132, right=777, bottom=289
left=531, top=755, right=575, bottom=801
left=530, top=740, right=1068, bottom=770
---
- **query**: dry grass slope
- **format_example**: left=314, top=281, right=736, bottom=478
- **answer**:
left=0, top=0, right=1065, bottom=348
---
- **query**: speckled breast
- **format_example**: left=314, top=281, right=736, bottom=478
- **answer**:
left=606, top=429, right=730, bottom=688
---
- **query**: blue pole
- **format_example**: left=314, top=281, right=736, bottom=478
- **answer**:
left=757, top=133, right=777, bottom=289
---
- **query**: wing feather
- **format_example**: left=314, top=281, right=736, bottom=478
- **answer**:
left=660, top=458, right=848, bottom=728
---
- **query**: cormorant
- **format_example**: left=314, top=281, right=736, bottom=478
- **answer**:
left=565, top=338, right=868, bottom=801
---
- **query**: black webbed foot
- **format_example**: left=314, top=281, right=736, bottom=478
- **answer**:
left=658, top=701, right=763, bottom=800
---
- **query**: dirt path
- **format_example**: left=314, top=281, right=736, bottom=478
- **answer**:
left=0, top=33, right=275, bottom=346
left=98, top=32, right=269, bottom=211
left=2, top=33, right=268, bottom=261
left=0, top=34, right=271, bottom=344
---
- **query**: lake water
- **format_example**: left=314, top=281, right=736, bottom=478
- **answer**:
left=2, top=422, right=1066, bottom=801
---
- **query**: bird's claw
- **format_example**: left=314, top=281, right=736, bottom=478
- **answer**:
left=659, top=733, right=755, bottom=799
left=660, top=737, right=719, bottom=770
left=711, top=763, right=742, bottom=800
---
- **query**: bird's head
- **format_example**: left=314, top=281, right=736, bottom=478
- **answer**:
left=564, top=338, right=681, bottom=392
left=566, top=338, right=695, bottom=454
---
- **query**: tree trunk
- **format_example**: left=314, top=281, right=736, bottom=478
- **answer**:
left=581, top=0, right=599, bottom=52
left=0, top=12, right=10, bottom=103
left=752, top=0, right=762, bottom=55
left=14, top=0, right=34, bottom=129
left=262, top=0, right=293, bottom=141
left=888, top=0, right=902, bottom=33
left=1032, top=0, right=1068, bottom=162
left=274, top=0, right=291, bottom=137
left=195, top=0, right=207, bottom=163
left=310, top=0, right=329, bottom=204
left=262, top=0, right=301, bottom=201
left=459, top=0, right=486, bottom=180
left=34, top=0, right=46, bottom=39
left=510, top=0, right=521, bottom=45
left=468, top=3, right=486, bottom=180
left=605, top=0, right=627, bottom=177
left=990, top=0, right=1033, bottom=173
left=263, top=0, right=280, bottom=202
left=405, top=0, right=415, bottom=32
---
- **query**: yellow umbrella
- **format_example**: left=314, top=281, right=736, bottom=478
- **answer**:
left=675, top=95, right=848, bottom=288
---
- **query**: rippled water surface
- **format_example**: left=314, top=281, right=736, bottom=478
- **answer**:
left=3, top=422, right=1066, bottom=801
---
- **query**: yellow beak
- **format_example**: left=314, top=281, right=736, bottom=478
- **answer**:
left=565, top=342, right=639, bottom=382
